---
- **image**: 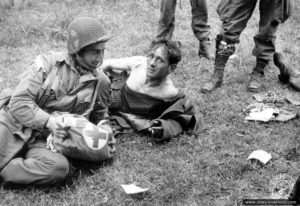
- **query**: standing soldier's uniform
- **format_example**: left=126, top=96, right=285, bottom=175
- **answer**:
left=157, top=0, right=213, bottom=60
left=201, top=0, right=292, bottom=93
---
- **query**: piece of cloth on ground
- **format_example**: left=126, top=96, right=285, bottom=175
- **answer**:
left=244, top=92, right=298, bottom=122
left=285, top=91, right=300, bottom=106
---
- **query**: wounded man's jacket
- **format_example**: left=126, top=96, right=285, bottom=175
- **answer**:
left=110, top=85, right=204, bottom=141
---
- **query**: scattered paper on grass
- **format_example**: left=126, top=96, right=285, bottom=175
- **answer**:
left=245, top=107, right=275, bottom=122
left=274, top=109, right=298, bottom=122
left=247, top=150, right=272, bottom=164
left=252, top=92, right=278, bottom=103
left=252, top=93, right=265, bottom=102
left=244, top=102, right=296, bottom=122
left=285, top=92, right=300, bottom=106
left=121, top=184, right=149, bottom=194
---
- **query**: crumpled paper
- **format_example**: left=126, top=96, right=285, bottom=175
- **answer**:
left=245, top=108, right=276, bottom=122
left=274, top=108, right=298, bottom=121
left=245, top=103, right=277, bottom=122
left=244, top=102, right=297, bottom=122
left=252, top=91, right=279, bottom=103
left=285, top=91, right=300, bottom=106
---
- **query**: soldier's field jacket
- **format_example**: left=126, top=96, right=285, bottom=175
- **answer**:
left=0, top=51, right=111, bottom=169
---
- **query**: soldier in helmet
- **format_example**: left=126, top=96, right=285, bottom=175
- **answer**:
left=0, top=17, right=113, bottom=185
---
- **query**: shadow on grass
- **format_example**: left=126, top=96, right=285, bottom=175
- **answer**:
left=65, top=158, right=115, bottom=186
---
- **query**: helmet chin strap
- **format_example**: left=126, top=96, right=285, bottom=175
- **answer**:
left=74, top=54, right=97, bottom=75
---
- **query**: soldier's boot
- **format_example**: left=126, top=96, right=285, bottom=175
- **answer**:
left=274, top=52, right=290, bottom=83
left=274, top=51, right=300, bottom=90
left=247, top=59, right=268, bottom=92
left=198, top=39, right=214, bottom=60
left=201, top=35, right=235, bottom=93
left=289, top=176, right=300, bottom=204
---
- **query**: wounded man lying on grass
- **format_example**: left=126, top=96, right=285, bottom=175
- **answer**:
left=101, top=39, right=203, bottom=141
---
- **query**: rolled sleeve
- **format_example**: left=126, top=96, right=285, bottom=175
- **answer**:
left=158, top=119, right=183, bottom=140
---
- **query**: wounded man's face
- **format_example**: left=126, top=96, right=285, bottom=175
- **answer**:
left=146, top=46, right=171, bottom=80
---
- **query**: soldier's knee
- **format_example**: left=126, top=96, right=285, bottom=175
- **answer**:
left=47, top=155, right=69, bottom=183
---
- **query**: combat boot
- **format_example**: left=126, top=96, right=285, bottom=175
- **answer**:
left=274, top=51, right=300, bottom=90
left=198, top=39, right=214, bottom=60
left=247, top=59, right=268, bottom=92
left=201, top=35, right=235, bottom=93
left=274, top=52, right=290, bottom=83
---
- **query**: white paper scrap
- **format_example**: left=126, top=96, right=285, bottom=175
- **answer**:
left=247, top=150, right=272, bottom=164
left=245, top=108, right=275, bottom=122
left=121, top=184, right=149, bottom=194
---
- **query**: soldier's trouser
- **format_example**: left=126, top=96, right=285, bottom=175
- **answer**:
left=218, top=0, right=279, bottom=61
left=157, top=0, right=210, bottom=41
left=0, top=141, right=69, bottom=185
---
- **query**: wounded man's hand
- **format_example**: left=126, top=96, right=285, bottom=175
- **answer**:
left=148, top=120, right=163, bottom=140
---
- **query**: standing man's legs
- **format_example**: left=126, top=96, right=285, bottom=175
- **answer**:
left=190, top=0, right=213, bottom=60
left=157, top=0, right=177, bottom=40
left=248, top=0, right=279, bottom=92
left=0, top=141, right=69, bottom=185
left=201, top=0, right=257, bottom=93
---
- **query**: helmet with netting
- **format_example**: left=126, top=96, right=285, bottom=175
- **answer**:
left=67, top=17, right=110, bottom=55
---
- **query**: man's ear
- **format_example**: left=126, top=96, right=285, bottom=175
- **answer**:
left=169, top=64, right=177, bottom=73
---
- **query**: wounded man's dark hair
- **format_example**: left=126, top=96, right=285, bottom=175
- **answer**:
left=150, top=38, right=182, bottom=65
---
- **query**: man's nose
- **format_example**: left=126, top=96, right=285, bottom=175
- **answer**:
left=150, top=58, right=156, bottom=67
left=96, top=55, right=104, bottom=66
left=96, top=53, right=103, bottom=61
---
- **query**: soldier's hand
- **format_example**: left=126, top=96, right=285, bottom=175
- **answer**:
left=98, top=120, right=116, bottom=156
left=46, top=116, right=69, bottom=139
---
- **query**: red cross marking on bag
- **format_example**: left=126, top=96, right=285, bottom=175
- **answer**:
left=84, top=128, right=107, bottom=149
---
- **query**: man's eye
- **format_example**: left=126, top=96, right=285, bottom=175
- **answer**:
left=147, top=54, right=154, bottom=58
left=157, top=58, right=163, bottom=63
left=92, top=50, right=104, bottom=55
left=90, top=51, right=98, bottom=55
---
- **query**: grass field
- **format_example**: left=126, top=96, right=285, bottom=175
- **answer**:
left=0, top=0, right=300, bottom=205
